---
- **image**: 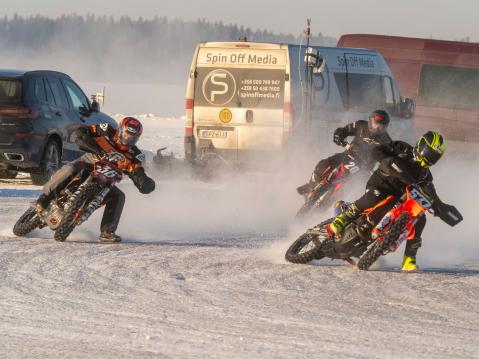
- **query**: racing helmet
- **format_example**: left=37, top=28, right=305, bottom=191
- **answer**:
left=414, top=131, right=445, bottom=168
left=368, top=110, right=390, bottom=134
left=116, top=117, right=143, bottom=147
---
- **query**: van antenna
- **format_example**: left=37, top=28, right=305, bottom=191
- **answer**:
left=304, top=19, right=312, bottom=135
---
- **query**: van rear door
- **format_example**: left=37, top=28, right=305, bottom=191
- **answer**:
left=193, top=45, right=287, bottom=161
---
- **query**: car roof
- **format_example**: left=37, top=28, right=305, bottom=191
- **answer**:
left=0, top=69, right=72, bottom=78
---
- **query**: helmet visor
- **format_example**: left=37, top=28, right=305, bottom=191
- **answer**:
left=369, top=121, right=387, bottom=134
left=418, top=145, right=442, bottom=167
left=118, top=129, right=139, bottom=146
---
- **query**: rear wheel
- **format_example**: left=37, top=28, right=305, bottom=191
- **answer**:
left=357, top=213, right=410, bottom=270
left=0, top=170, right=18, bottom=179
left=285, top=219, right=333, bottom=264
left=54, top=183, right=101, bottom=242
left=13, top=207, right=42, bottom=237
left=31, top=140, right=61, bottom=185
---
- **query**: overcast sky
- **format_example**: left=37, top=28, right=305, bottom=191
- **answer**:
left=2, top=0, right=478, bottom=41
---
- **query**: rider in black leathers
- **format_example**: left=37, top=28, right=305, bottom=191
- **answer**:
left=297, top=110, right=392, bottom=196
left=328, top=131, right=447, bottom=271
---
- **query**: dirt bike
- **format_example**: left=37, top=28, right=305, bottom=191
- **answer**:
left=295, top=142, right=367, bottom=219
left=13, top=152, right=124, bottom=242
left=286, top=184, right=463, bottom=270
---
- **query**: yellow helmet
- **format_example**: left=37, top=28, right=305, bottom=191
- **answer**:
left=413, top=131, right=445, bottom=168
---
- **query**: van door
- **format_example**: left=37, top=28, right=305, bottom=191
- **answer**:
left=235, top=68, right=285, bottom=161
left=194, top=67, right=239, bottom=160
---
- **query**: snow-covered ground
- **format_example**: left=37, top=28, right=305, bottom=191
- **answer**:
left=0, top=116, right=478, bottom=358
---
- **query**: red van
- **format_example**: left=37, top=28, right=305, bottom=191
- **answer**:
left=338, top=34, right=479, bottom=143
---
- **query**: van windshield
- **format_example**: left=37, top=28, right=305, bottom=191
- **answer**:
left=0, top=79, right=22, bottom=104
left=194, top=67, right=285, bottom=109
left=334, top=73, right=383, bottom=111
left=418, top=65, right=479, bottom=110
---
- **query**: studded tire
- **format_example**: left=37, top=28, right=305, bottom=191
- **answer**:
left=54, top=183, right=101, bottom=242
left=285, top=218, right=333, bottom=264
left=357, top=212, right=411, bottom=270
left=13, top=207, right=42, bottom=237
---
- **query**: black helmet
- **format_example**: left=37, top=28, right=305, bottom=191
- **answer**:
left=414, top=131, right=446, bottom=168
left=368, top=110, right=390, bottom=134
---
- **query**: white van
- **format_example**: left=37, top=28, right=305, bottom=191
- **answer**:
left=184, top=41, right=413, bottom=163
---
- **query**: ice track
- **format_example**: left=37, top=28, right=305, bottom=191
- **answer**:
left=0, top=194, right=478, bottom=358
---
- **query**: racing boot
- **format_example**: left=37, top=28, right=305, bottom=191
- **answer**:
left=328, top=203, right=360, bottom=239
left=401, top=255, right=417, bottom=272
left=99, top=232, right=122, bottom=243
left=296, top=182, right=313, bottom=196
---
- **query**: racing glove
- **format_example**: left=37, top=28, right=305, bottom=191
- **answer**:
left=130, top=167, right=156, bottom=194
left=333, top=128, right=347, bottom=146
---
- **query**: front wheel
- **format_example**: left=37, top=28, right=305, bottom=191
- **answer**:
left=285, top=219, right=333, bottom=264
left=54, top=183, right=101, bottom=242
left=295, top=187, right=331, bottom=219
left=357, top=212, right=411, bottom=270
left=13, top=207, right=42, bottom=236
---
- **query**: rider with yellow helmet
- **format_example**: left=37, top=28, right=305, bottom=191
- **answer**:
left=327, top=131, right=447, bottom=271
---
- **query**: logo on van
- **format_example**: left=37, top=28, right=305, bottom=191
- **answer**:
left=219, top=109, right=233, bottom=123
left=202, top=69, right=236, bottom=106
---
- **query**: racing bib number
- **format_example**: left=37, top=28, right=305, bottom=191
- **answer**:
left=344, top=161, right=360, bottom=174
left=96, top=165, right=120, bottom=179
left=409, top=187, right=432, bottom=209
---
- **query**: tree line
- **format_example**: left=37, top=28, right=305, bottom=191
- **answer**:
left=0, top=14, right=336, bottom=83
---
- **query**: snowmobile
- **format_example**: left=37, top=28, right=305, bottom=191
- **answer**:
left=295, top=141, right=371, bottom=219
left=13, top=152, right=124, bottom=241
left=286, top=184, right=463, bottom=270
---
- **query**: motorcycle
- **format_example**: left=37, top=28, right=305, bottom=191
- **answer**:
left=13, top=151, right=125, bottom=242
left=295, top=142, right=368, bottom=219
left=286, top=184, right=463, bottom=270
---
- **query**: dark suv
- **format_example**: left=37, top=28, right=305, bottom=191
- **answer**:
left=0, top=70, right=116, bottom=184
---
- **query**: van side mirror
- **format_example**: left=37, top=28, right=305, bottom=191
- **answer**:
left=305, top=47, right=325, bottom=74
left=399, top=98, right=415, bottom=119
left=90, top=100, right=100, bottom=113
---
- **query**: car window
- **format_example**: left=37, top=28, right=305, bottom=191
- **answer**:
left=0, top=79, right=22, bottom=103
left=46, top=77, right=69, bottom=108
left=34, top=78, right=46, bottom=103
left=418, top=64, right=479, bottom=110
left=62, top=79, right=89, bottom=109
left=44, top=78, right=56, bottom=105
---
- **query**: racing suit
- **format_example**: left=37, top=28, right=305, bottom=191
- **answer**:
left=298, top=120, right=392, bottom=194
left=332, top=140, right=442, bottom=258
left=41, top=123, right=155, bottom=235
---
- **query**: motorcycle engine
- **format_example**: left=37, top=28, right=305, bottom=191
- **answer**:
left=44, top=203, right=65, bottom=230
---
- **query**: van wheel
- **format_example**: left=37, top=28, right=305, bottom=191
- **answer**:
left=0, top=170, right=18, bottom=179
left=31, top=140, right=61, bottom=185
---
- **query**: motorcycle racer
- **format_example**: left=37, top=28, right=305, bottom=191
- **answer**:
left=328, top=131, right=447, bottom=271
left=34, top=117, right=155, bottom=243
left=297, top=110, right=392, bottom=196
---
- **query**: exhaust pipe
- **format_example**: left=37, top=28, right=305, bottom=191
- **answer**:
left=4, top=153, right=25, bottom=161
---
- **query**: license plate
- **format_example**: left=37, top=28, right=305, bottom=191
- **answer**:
left=199, top=129, right=228, bottom=139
